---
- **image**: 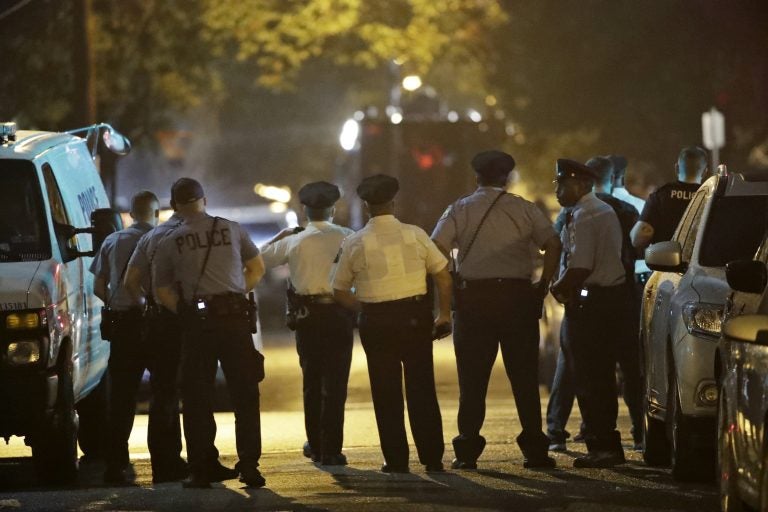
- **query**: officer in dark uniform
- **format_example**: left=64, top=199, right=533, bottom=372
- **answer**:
left=90, top=190, right=165, bottom=484
left=546, top=157, right=643, bottom=452
left=332, top=174, right=453, bottom=473
left=261, top=181, right=355, bottom=466
left=550, top=159, right=627, bottom=468
left=431, top=151, right=562, bottom=470
left=154, top=178, right=267, bottom=488
left=631, top=146, right=707, bottom=250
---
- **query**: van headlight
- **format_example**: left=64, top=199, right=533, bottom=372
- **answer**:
left=682, top=302, right=724, bottom=339
left=7, top=340, right=41, bottom=365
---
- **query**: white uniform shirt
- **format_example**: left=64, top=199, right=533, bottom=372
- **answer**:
left=260, top=221, right=354, bottom=295
left=332, top=215, right=448, bottom=303
left=561, top=192, right=626, bottom=287
left=612, top=187, right=646, bottom=214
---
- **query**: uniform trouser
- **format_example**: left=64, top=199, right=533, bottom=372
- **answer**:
left=561, top=285, right=626, bottom=453
left=452, top=279, right=549, bottom=462
left=180, top=315, right=263, bottom=477
left=294, top=304, right=354, bottom=458
left=359, top=299, right=444, bottom=467
left=106, top=312, right=183, bottom=473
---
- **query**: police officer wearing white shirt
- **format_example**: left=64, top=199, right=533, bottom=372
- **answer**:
left=609, top=155, right=646, bottom=214
left=550, top=159, right=627, bottom=468
left=332, top=174, right=452, bottom=474
left=153, top=178, right=267, bottom=488
left=89, top=191, right=162, bottom=484
left=261, top=181, right=354, bottom=466
left=431, top=150, right=561, bottom=470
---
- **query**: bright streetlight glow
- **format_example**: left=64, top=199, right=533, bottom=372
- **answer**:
left=254, top=184, right=291, bottom=203
left=390, top=112, right=403, bottom=124
left=447, top=111, right=459, bottom=123
left=402, top=75, right=423, bottom=91
left=468, top=109, right=482, bottom=122
left=339, top=118, right=360, bottom=151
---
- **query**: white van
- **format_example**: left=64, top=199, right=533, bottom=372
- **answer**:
left=0, top=122, right=127, bottom=483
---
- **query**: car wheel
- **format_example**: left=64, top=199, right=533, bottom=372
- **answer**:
left=31, top=359, right=79, bottom=484
left=668, top=372, right=716, bottom=482
left=76, top=370, right=109, bottom=461
left=719, top=394, right=743, bottom=512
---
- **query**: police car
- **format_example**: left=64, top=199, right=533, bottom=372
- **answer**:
left=641, top=169, right=768, bottom=481
left=0, top=122, right=126, bottom=483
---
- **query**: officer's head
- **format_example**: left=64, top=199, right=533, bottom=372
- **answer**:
left=170, top=177, right=206, bottom=215
left=585, top=156, right=614, bottom=193
left=130, top=190, right=159, bottom=225
left=357, top=174, right=398, bottom=217
left=608, top=155, right=628, bottom=187
left=676, top=146, right=708, bottom=183
left=471, top=150, right=515, bottom=188
left=554, top=159, right=596, bottom=207
left=299, top=181, right=340, bottom=221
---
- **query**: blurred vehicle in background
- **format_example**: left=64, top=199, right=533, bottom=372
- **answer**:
left=641, top=170, right=768, bottom=481
left=0, top=122, right=126, bottom=483
left=717, top=228, right=768, bottom=511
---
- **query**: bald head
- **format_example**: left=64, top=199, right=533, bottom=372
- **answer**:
left=677, top=146, right=708, bottom=183
left=130, top=190, right=159, bottom=225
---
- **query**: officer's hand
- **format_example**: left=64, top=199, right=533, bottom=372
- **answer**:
left=549, top=283, right=570, bottom=305
left=275, top=227, right=298, bottom=241
left=432, top=315, right=452, bottom=341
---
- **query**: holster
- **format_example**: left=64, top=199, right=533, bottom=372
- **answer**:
left=285, top=286, right=308, bottom=331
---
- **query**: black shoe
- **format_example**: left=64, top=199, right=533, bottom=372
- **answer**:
left=573, top=451, right=625, bottom=468
left=182, top=475, right=211, bottom=489
left=207, top=461, right=239, bottom=482
left=239, top=468, right=266, bottom=488
left=320, top=453, right=348, bottom=466
left=523, top=456, right=556, bottom=469
left=381, top=463, right=410, bottom=474
left=573, top=432, right=586, bottom=443
left=153, top=461, right=190, bottom=484
left=450, top=458, right=477, bottom=470
left=103, top=467, right=128, bottom=485
left=548, top=442, right=567, bottom=452
left=302, top=441, right=318, bottom=460
left=425, top=462, right=445, bottom=472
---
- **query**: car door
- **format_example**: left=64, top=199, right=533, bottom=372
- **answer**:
left=646, top=190, right=707, bottom=410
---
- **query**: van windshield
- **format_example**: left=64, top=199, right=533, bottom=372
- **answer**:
left=699, top=195, right=768, bottom=267
left=0, top=160, right=51, bottom=262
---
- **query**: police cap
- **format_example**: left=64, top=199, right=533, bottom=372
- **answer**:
left=357, top=174, right=399, bottom=205
left=471, top=150, right=516, bottom=179
left=298, top=181, right=340, bottom=208
left=171, top=177, right=205, bottom=205
left=554, top=159, right=597, bottom=182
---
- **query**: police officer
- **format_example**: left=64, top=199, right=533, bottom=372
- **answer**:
left=550, top=159, right=627, bottom=468
left=332, top=174, right=452, bottom=473
left=153, top=178, right=267, bottom=488
left=260, top=181, right=354, bottom=466
left=630, top=146, right=707, bottom=250
left=122, top=203, right=190, bottom=483
left=431, top=150, right=561, bottom=470
left=90, top=191, right=164, bottom=484
left=609, top=155, right=646, bottom=214
left=546, top=157, right=643, bottom=452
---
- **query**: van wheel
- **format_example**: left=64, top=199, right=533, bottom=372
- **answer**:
left=719, top=395, right=743, bottom=511
left=667, top=372, right=715, bottom=482
left=76, top=370, right=109, bottom=461
left=31, top=360, right=79, bottom=485
left=642, top=398, right=670, bottom=466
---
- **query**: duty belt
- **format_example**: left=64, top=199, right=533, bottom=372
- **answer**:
left=360, top=295, right=427, bottom=312
left=298, top=294, right=336, bottom=305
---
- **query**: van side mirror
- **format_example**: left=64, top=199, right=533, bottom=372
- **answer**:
left=89, top=208, right=123, bottom=254
left=645, top=241, right=687, bottom=273
left=726, top=260, right=767, bottom=294
left=102, top=127, right=131, bottom=155
left=723, top=314, right=768, bottom=345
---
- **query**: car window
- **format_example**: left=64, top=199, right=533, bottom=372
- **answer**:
left=42, top=163, right=79, bottom=261
left=675, top=191, right=706, bottom=262
left=0, top=160, right=51, bottom=262
left=699, top=195, right=768, bottom=267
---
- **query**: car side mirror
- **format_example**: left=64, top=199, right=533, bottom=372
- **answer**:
left=726, top=259, right=767, bottom=294
left=102, top=127, right=131, bottom=155
left=645, top=241, right=687, bottom=273
left=722, top=314, right=768, bottom=345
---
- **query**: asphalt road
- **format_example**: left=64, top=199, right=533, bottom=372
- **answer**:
left=0, top=332, right=718, bottom=511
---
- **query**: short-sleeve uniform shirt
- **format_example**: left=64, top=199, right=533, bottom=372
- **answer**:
left=431, top=187, right=556, bottom=280
left=261, top=221, right=354, bottom=295
left=332, top=215, right=447, bottom=303
left=89, top=222, right=153, bottom=310
left=127, top=212, right=185, bottom=301
left=153, top=212, right=260, bottom=301
left=639, top=181, right=701, bottom=244
left=560, top=192, right=626, bottom=287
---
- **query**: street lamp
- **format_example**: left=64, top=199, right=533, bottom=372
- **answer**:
left=402, top=75, right=422, bottom=92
